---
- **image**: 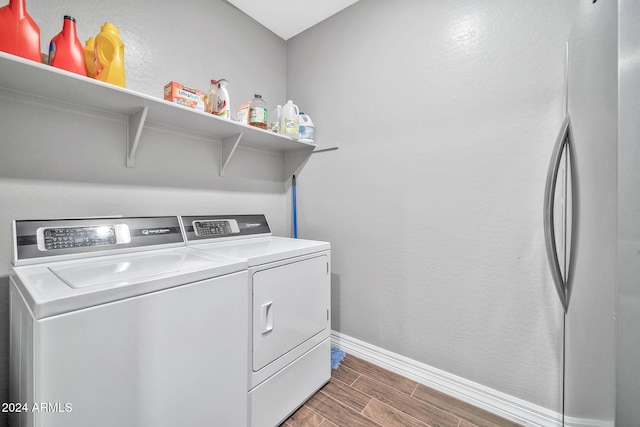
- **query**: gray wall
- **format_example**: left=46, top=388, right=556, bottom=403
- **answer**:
left=286, top=0, right=577, bottom=411
left=617, top=0, right=640, bottom=423
left=0, top=1, right=287, bottom=424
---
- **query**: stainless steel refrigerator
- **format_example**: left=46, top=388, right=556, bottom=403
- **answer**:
left=544, top=0, right=617, bottom=425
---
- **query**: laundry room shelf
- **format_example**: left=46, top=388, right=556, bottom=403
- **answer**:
left=0, top=52, right=319, bottom=177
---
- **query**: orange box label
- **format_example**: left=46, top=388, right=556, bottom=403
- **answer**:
left=164, top=82, right=205, bottom=111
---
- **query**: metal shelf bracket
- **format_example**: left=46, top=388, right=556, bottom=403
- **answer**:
left=220, top=132, right=243, bottom=176
left=126, top=107, right=149, bottom=168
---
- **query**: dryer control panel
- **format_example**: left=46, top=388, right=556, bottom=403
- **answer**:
left=181, top=214, right=271, bottom=242
left=193, top=219, right=240, bottom=237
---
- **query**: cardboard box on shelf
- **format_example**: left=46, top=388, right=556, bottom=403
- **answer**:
left=163, top=81, right=205, bottom=112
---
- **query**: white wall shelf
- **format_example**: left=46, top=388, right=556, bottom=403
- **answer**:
left=0, top=52, right=322, bottom=178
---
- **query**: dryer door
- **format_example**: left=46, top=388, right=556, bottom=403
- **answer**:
left=252, top=254, right=329, bottom=371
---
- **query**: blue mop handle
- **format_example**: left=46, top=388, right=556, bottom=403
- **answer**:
left=292, top=175, right=298, bottom=238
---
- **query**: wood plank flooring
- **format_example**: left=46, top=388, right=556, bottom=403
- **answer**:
left=282, top=354, right=523, bottom=427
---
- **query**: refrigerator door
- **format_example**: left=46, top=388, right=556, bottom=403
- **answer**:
left=617, top=0, right=640, bottom=423
left=564, top=0, right=617, bottom=425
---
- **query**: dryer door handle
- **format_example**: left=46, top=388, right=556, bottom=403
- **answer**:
left=261, top=302, right=274, bottom=334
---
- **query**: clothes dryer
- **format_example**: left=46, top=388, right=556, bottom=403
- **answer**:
left=10, top=216, right=249, bottom=427
left=180, top=214, right=331, bottom=427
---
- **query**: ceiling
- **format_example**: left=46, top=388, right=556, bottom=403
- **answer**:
left=226, top=0, right=360, bottom=40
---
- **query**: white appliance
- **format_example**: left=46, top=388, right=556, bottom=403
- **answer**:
left=180, top=214, right=331, bottom=427
left=10, top=216, right=249, bottom=427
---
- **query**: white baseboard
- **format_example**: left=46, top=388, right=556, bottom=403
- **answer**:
left=563, top=417, right=614, bottom=427
left=331, top=331, right=563, bottom=427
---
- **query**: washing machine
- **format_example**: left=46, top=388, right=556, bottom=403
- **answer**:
left=179, top=214, right=331, bottom=427
left=9, top=216, right=249, bottom=427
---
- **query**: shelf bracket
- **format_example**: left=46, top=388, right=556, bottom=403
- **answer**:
left=220, top=132, right=243, bottom=176
left=126, top=106, right=149, bottom=168
left=284, top=148, right=314, bottom=182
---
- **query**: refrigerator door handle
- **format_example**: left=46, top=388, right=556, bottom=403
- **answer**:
left=564, top=117, right=579, bottom=310
left=544, top=115, right=571, bottom=312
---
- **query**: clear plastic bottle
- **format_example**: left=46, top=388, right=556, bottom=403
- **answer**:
left=206, top=80, right=220, bottom=114
left=216, top=79, right=230, bottom=119
left=249, top=94, right=268, bottom=129
left=270, top=104, right=282, bottom=133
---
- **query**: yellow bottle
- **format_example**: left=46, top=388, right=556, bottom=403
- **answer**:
left=94, top=22, right=125, bottom=87
left=83, top=37, right=95, bottom=77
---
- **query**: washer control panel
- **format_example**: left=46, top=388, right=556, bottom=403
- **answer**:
left=37, top=225, right=131, bottom=251
left=13, top=217, right=184, bottom=266
left=193, top=220, right=240, bottom=237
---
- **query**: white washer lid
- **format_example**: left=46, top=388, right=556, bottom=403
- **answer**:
left=50, top=252, right=214, bottom=289
left=10, top=247, right=248, bottom=319
left=191, top=236, right=330, bottom=266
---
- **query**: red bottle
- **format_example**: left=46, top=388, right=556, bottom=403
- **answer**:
left=48, top=16, right=87, bottom=76
left=0, top=0, right=41, bottom=62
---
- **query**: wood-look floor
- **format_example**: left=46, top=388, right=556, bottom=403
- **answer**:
left=282, top=354, right=523, bottom=427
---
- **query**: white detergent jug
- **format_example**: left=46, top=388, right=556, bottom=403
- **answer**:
left=281, top=100, right=299, bottom=140
left=298, top=112, right=315, bottom=143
